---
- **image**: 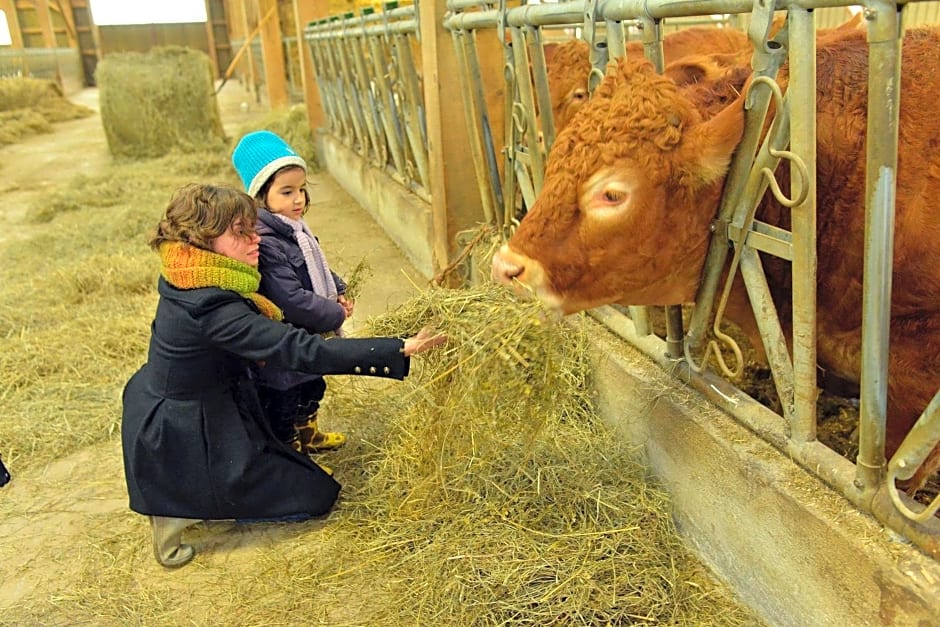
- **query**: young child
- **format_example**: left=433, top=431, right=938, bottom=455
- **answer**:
left=232, top=131, right=353, bottom=457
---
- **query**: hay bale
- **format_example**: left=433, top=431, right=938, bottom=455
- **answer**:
left=97, top=46, right=226, bottom=159
left=0, top=77, right=93, bottom=146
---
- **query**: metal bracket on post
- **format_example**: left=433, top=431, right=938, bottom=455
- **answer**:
left=749, top=0, right=786, bottom=74
left=639, top=15, right=664, bottom=73
left=413, top=0, right=421, bottom=44
left=583, top=0, right=607, bottom=94
left=497, top=0, right=508, bottom=55
left=887, top=391, right=940, bottom=523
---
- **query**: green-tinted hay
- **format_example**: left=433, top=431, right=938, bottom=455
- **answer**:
left=0, top=77, right=93, bottom=146
left=338, top=257, right=372, bottom=301
left=29, top=150, right=235, bottom=223
left=96, top=46, right=226, bottom=159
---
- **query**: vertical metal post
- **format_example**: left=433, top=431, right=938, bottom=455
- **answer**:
left=305, top=30, right=331, bottom=128
left=334, top=22, right=369, bottom=154
left=392, top=31, right=431, bottom=190
left=856, top=1, right=902, bottom=494
left=452, top=28, right=498, bottom=224
left=348, top=21, right=382, bottom=164
left=685, top=10, right=787, bottom=370
left=787, top=8, right=817, bottom=444
left=526, top=25, right=555, bottom=154
left=637, top=16, right=682, bottom=357
left=509, top=26, right=545, bottom=192
left=367, top=32, right=408, bottom=175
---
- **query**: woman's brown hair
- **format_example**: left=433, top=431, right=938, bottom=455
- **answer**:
left=150, top=184, right=258, bottom=251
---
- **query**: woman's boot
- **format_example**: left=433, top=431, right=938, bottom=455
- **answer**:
left=150, top=516, right=199, bottom=568
left=294, top=411, right=346, bottom=453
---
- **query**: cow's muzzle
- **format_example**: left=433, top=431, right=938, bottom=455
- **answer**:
left=491, top=245, right=526, bottom=286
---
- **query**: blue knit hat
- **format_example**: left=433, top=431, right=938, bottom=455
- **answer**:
left=232, top=130, right=307, bottom=197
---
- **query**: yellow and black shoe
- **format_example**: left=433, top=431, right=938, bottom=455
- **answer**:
left=295, top=413, right=346, bottom=453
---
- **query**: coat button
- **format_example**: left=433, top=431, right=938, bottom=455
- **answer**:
left=354, top=366, right=361, bottom=373
left=383, top=367, right=390, bottom=374
left=369, top=366, right=376, bottom=374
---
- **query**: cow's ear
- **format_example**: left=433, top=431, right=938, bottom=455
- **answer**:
left=664, top=56, right=718, bottom=87
left=543, top=42, right=558, bottom=64
left=678, top=95, right=746, bottom=186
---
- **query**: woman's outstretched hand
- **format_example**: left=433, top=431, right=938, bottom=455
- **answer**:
left=403, top=327, right=447, bottom=356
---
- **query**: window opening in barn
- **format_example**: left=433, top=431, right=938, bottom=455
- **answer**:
left=89, top=0, right=208, bottom=25
left=0, top=10, right=11, bottom=47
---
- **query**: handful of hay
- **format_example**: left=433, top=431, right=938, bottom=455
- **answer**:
left=316, top=284, right=756, bottom=625
left=96, top=46, right=226, bottom=159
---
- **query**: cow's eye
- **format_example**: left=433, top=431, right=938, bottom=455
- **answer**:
left=602, top=189, right=627, bottom=203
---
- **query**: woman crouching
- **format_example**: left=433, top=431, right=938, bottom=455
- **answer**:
left=121, top=184, right=444, bottom=568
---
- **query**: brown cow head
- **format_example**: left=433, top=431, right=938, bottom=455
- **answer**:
left=492, top=57, right=746, bottom=314
left=546, top=39, right=592, bottom=133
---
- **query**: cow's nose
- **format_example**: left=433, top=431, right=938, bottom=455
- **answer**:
left=491, top=245, right=524, bottom=285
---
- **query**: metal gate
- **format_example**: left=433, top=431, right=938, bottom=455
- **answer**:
left=305, top=0, right=940, bottom=558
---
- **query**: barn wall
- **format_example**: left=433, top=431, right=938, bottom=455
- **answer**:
left=583, top=316, right=940, bottom=626
left=96, top=23, right=210, bottom=57
left=0, top=47, right=83, bottom=94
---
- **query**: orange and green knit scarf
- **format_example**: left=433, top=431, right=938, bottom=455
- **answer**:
left=159, top=242, right=283, bottom=321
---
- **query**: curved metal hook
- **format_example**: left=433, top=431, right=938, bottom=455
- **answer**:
left=588, top=67, right=606, bottom=94
left=683, top=333, right=745, bottom=379
left=887, top=468, right=940, bottom=523
left=503, top=60, right=515, bottom=85
left=761, top=148, right=810, bottom=208
left=744, top=75, right=784, bottom=111
left=511, top=101, right=527, bottom=135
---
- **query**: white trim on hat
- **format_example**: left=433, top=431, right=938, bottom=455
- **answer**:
left=248, top=155, right=307, bottom=197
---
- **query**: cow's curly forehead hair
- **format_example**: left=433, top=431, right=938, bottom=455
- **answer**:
left=545, top=57, right=697, bottom=185
left=150, top=184, right=259, bottom=252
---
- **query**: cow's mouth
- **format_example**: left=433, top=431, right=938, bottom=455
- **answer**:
left=491, top=245, right=570, bottom=313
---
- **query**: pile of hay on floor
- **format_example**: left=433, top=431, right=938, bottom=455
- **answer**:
left=29, top=149, right=235, bottom=223
left=297, top=284, right=757, bottom=625
left=96, top=46, right=226, bottom=159
left=0, top=77, right=93, bottom=146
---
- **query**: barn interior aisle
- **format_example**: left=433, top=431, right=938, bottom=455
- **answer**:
left=0, top=71, right=767, bottom=622
left=0, top=79, right=428, bottom=615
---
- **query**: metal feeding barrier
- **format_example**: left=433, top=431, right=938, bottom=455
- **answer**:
left=305, top=4, right=430, bottom=200
left=305, top=0, right=940, bottom=556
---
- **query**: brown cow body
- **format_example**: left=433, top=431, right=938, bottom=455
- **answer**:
left=493, top=27, right=940, bottom=488
left=546, top=26, right=752, bottom=133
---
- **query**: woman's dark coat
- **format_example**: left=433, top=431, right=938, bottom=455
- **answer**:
left=121, top=277, right=409, bottom=520
left=255, top=208, right=347, bottom=391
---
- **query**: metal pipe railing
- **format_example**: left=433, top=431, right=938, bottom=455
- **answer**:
left=787, top=7, right=819, bottom=445
left=309, top=0, right=940, bottom=554
left=856, top=0, right=903, bottom=494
